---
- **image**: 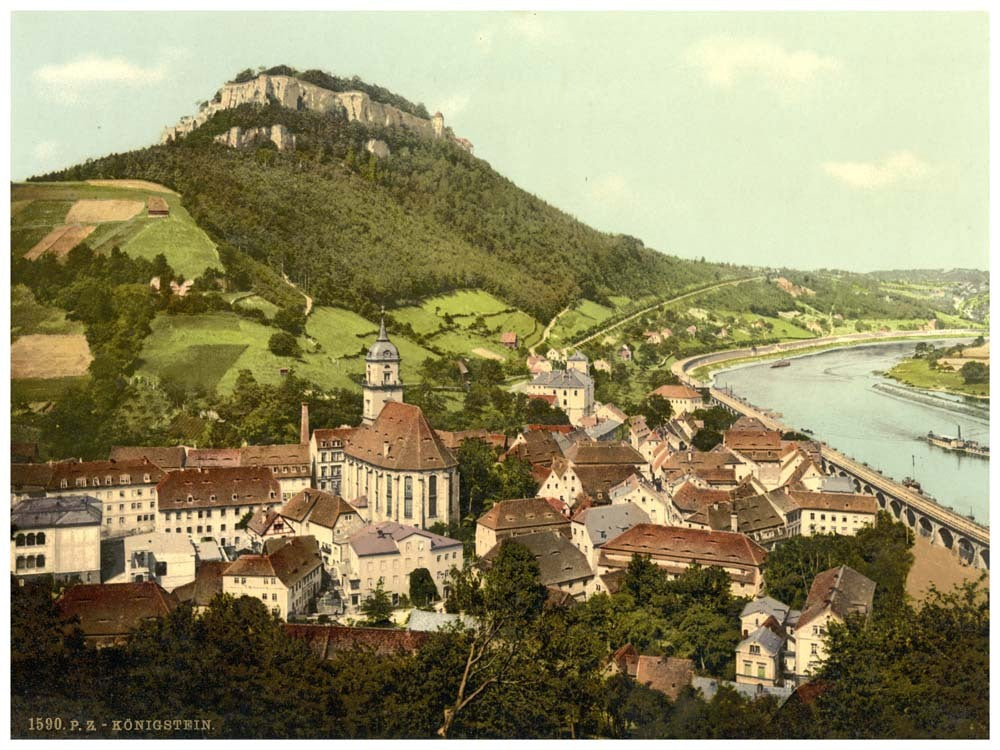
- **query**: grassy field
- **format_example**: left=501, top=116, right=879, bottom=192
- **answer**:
left=393, top=290, right=542, bottom=358
left=885, top=358, right=989, bottom=398
left=12, top=375, right=88, bottom=404
left=233, top=293, right=280, bottom=319
left=136, top=307, right=437, bottom=395
left=11, top=285, right=85, bottom=340
left=547, top=299, right=617, bottom=346
left=11, top=181, right=220, bottom=278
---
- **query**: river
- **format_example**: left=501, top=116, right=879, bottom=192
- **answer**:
left=714, top=339, right=990, bottom=525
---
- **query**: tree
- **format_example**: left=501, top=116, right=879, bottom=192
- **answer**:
left=274, top=306, right=306, bottom=335
left=409, top=568, right=438, bottom=608
left=361, top=579, right=394, bottom=626
left=456, top=438, right=500, bottom=518
left=637, top=394, right=672, bottom=429
left=960, top=360, right=988, bottom=385
left=437, top=540, right=546, bottom=737
left=623, top=553, right=666, bottom=606
left=268, top=331, right=302, bottom=358
left=692, top=428, right=723, bottom=451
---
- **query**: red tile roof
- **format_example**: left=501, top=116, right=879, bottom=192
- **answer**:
left=787, top=490, right=878, bottom=515
left=280, top=489, right=359, bottom=529
left=477, top=497, right=571, bottom=532
left=312, top=427, right=355, bottom=447
left=649, top=385, right=702, bottom=400
left=635, top=656, right=694, bottom=701
left=601, top=523, right=768, bottom=568
left=185, top=448, right=242, bottom=468
left=564, top=440, right=645, bottom=466
left=224, top=535, right=322, bottom=587
left=109, top=446, right=186, bottom=468
left=157, top=466, right=280, bottom=511
left=345, top=402, right=457, bottom=471
left=57, top=582, right=178, bottom=641
left=284, top=624, right=430, bottom=657
left=47, top=458, right=166, bottom=491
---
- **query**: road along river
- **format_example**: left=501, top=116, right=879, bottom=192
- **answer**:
left=713, top=339, right=989, bottom=524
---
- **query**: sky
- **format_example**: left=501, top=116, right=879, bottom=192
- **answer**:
left=10, top=11, right=989, bottom=272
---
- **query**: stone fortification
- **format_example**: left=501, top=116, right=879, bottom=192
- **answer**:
left=161, top=74, right=472, bottom=153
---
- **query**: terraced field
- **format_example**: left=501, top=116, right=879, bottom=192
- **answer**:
left=11, top=181, right=220, bottom=278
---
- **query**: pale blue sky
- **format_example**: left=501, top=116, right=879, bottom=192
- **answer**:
left=10, top=12, right=989, bottom=271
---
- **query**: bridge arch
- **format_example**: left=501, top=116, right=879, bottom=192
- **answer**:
left=838, top=470, right=848, bottom=479
left=888, top=499, right=902, bottom=519
left=904, top=508, right=916, bottom=529
left=917, top=515, right=934, bottom=539
left=937, top=526, right=954, bottom=550
left=853, top=478, right=862, bottom=493
left=957, top=538, right=975, bottom=566
left=875, top=491, right=887, bottom=510
left=981, top=549, right=989, bottom=570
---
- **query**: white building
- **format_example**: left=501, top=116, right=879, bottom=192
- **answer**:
left=223, top=535, right=324, bottom=620
left=11, top=495, right=102, bottom=584
left=344, top=522, right=463, bottom=610
left=102, top=531, right=198, bottom=591
left=310, top=427, right=354, bottom=495
left=648, top=385, right=704, bottom=416
left=525, top=352, right=595, bottom=426
left=363, top=317, right=405, bottom=425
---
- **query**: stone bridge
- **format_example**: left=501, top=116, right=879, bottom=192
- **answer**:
left=706, top=386, right=989, bottom=570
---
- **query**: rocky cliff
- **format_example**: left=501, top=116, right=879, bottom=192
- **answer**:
left=213, top=124, right=297, bottom=152
left=162, top=73, right=472, bottom=153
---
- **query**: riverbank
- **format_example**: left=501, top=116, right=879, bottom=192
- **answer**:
left=885, top=357, right=989, bottom=400
left=678, top=329, right=984, bottom=385
left=907, top=532, right=989, bottom=603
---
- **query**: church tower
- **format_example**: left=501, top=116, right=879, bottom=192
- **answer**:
left=363, top=316, right=404, bottom=425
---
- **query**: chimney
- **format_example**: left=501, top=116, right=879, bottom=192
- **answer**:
left=730, top=511, right=738, bottom=532
left=300, top=402, right=310, bottom=445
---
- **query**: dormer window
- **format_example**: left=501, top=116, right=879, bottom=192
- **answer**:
left=269, top=491, right=276, bottom=499
left=210, top=494, right=217, bottom=502
left=187, top=495, right=194, bottom=503
left=232, top=493, right=238, bottom=501
left=143, top=474, right=151, bottom=483
left=120, top=474, right=130, bottom=484
left=105, top=475, right=113, bottom=485
left=60, top=479, right=68, bottom=489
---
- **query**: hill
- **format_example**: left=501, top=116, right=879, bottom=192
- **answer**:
left=32, top=67, right=744, bottom=322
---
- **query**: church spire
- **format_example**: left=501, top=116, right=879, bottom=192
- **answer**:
left=378, top=306, right=388, bottom=341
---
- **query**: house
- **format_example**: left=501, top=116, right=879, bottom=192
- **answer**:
left=171, top=560, right=228, bottom=610
left=156, top=465, right=282, bottom=550
left=597, top=523, right=767, bottom=597
left=525, top=352, right=595, bottom=426
left=735, top=617, right=786, bottom=687
left=184, top=447, right=242, bottom=469
left=239, top=443, right=312, bottom=501
left=245, top=507, right=294, bottom=550
left=539, top=456, right=643, bottom=509
left=499, top=331, right=519, bottom=349
left=56, top=581, right=179, bottom=646
left=643, top=331, right=663, bottom=345
left=11, top=495, right=102, bottom=584
left=505, top=429, right=564, bottom=469
left=310, top=426, right=354, bottom=495
left=570, top=503, right=650, bottom=568
left=10, top=462, right=54, bottom=504
left=655, top=448, right=749, bottom=486
left=101, top=531, right=197, bottom=591
left=526, top=355, right=553, bottom=375
left=617, top=344, right=632, bottom=361
left=342, top=402, right=460, bottom=528
left=783, top=490, right=878, bottom=537
left=479, top=532, right=595, bottom=601
left=476, top=496, right=571, bottom=558
left=147, top=196, right=169, bottom=216
left=648, top=384, right=704, bottom=416
left=45, top=459, right=165, bottom=538
left=793, top=566, right=875, bottom=679
left=609, top=474, right=675, bottom=526
left=345, top=522, right=463, bottom=609
left=608, top=644, right=694, bottom=701
left=279, top=489, right=364, bottom=567
left=222, top=535, right=324, bottom=621
left=740, top=596, right=793, bottom=638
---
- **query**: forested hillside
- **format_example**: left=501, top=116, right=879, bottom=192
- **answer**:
left=34, top=75, right=742, bottom=321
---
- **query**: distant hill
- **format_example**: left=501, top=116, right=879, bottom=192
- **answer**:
left=32, top=67, right=744, bottom=322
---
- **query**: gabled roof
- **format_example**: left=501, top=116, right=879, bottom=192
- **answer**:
left=564, top=440, right=645, bottom=466
left=109, top=446, right=186, bottom=469
left=530, top=369, right=592, bottom=389
left=349, top=521, right=462, bottom=557
left=12, top=494, right=102, bottom=529
left=787, top=490, right=878, bottom=515
left=184, top=448, right=242, bottom=468
left=601, top=523, right=768, bottom=568
left=634, top=656, right=694, bottom=701
left=57, top=582, right=178, bottom=638
left=172, top=560, right=228, bottom=607
left=224, top=535, right=322, bottom=587
left=479, top=532, right=594, bottom=587
left=281, top=489, right=358, bottom=529
left=247, top=507, right=284, bottom=536
left=573, top=503, right=650, bottom=547
left=741, top=595, right=790, bottom=622
left=649, top=384, right=702, bottom=400
left=797, top=565, right=876, bottom=630
left=345, top=402, right=457, bottom=471
left=506, top=429, right=564, bottom=465
left=10, top=462, right=54, bottom=491
left=312, top=427, right=355, bottom=446
left=477, top=497, right=570, bottom=532
left=573, top=464, right=644, bottom=504
left=239, top=444, right=310, bottom=476
left=738, top=625, right=785, bottom=655
left=47, top=458, right=166, bottom=490
left=157, top=466, right=280, bottom=510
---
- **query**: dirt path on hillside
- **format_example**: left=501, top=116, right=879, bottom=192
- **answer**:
left=530, top=305, right=570, bottom=357
left=283, top=272, right=313, bottom=316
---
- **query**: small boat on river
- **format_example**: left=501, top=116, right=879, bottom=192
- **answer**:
left=770, top=360, right=791, bottom=369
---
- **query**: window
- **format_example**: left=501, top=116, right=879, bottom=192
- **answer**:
left=404, top=477, right=413, bottom=518
left=386, top=478, right=393, bottom=515
left=262, top=593, right=268, bottom=600
left=757, top=663, right=766, bottom=678
left=428, top=475, right=437, bottom=517
left=272, top=593, right=277, bottom=601
left=743, top=660, right=752, bottom=675
left=14, top=534, right=25, bottom=547
left=811, top=643, right=818, bottom=655
left=16, top=556, right=25, bottom=570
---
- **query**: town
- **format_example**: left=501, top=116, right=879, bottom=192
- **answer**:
left=12, top=320, right=986, bottom=738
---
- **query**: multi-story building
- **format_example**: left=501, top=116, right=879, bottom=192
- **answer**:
left=344, top=522, right=463, bottom=609
left=222, top=535, right=324, bottom=620
left=479, top=531, right=595, bottom=601
left=46, top=459, right=166, bottom=537
left=781, top=490, right=878, bottom=537
left=310, top=427, right=354, bottom=495
left=156, top=465, right=281, bottom=550
left=570, top=502, right=649, bottom=567
left=101, top=531, right=197, bottom=591
left=239, top=444, right=311, bottom=501
left=279, top=489, right=364, bottom=567
left=647, top=384, right=704, bottom=416
left=475, top=497, right=571, bottom=558
left=11, top=495, right=102, bottom=584
left=525, top=352, right=595, bottom=426
left=597, top=523, right=767, bottom=597
left=341, top=402, right=460, bottom=528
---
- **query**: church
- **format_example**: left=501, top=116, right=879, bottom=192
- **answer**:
left=333, top=318, right=461, bottom=528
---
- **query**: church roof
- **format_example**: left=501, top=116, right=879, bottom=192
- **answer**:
left=366, top=317, right=400, bottom=362
left=344, top=402, right=458, bottom=471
